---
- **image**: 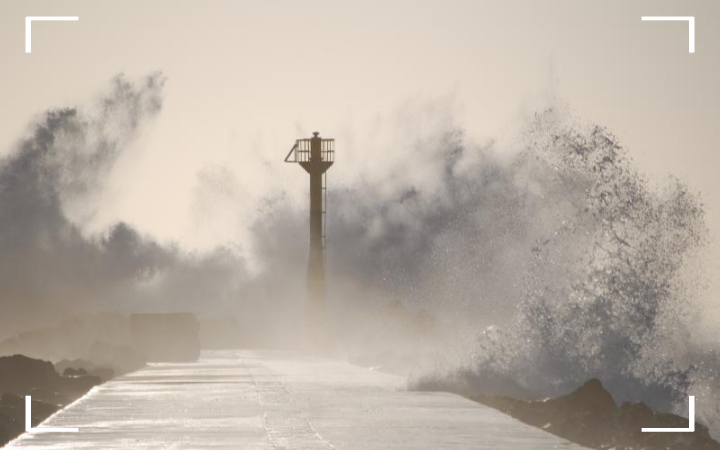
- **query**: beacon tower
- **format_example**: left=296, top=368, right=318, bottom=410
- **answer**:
left=285, top=132, right=335, bottom=328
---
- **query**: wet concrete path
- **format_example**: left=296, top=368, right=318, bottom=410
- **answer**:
left=6, top=350, right=586, bottom=449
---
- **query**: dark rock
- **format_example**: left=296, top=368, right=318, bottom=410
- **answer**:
left=1, top=393, right=58, bottom=423
left=0, top=393, right=60, bottom=445
left=62, top=367, right=88, bottom=377
left=0, top=355, right=61, bottom=396
left=0, top=394, right=26, bottom=443
left=455, top=378, right=720, bottom=450
left=0, top=354, right=107, bottom=447
left=550, top=379, right=618, bottom=413
left=59, top=373, right=102, bottom=398
left=27, top=388, right=70, bottom=407
left=56, top=359, right=116, bottom=381
left=623, top=402, right=720, bottom=450
left=0, top=353, right=101, bottom=403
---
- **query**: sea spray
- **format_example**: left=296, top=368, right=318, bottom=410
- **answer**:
left=410, top=109, right=719, bottom=436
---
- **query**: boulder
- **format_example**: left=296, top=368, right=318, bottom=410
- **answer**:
left=62, top=367, right=88, bottom=377
left=56, top=358, right=116, bottom=381
left=0, top=355, right=61, bottom=396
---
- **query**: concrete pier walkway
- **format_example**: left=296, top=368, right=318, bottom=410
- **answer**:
left=6, top=351, right=586, bottom=449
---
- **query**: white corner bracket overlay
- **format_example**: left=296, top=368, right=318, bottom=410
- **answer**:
left=642, top=396, right=695, bottom=433
left=641, top=16, right=695, bottom=53
left=25, top=16, right=79, bottom=53
left=25, top=396, right=79, bottom=433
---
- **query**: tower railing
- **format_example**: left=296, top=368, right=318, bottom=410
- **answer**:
left=284, top=139, right=335, bottom=163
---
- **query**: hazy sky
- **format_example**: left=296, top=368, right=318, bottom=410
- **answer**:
left=0, top=0, right=719, bottom=253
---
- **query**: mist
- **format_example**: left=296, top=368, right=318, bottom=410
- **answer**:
left=0, top=73, right=718, bottom=434
left=0, top=74, right=253, bottom=338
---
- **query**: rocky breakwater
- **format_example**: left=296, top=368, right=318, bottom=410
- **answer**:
left=0, top=355, right=103, bottom=446
left=475, top=379, right=719, bottom=450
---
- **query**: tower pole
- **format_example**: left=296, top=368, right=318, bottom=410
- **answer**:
left=295, top=132, right=334, bottom=340
left=307, top=134, right=325, bottom=314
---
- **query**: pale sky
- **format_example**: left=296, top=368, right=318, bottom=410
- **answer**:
left=0, top=0, right=719, bottom=256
